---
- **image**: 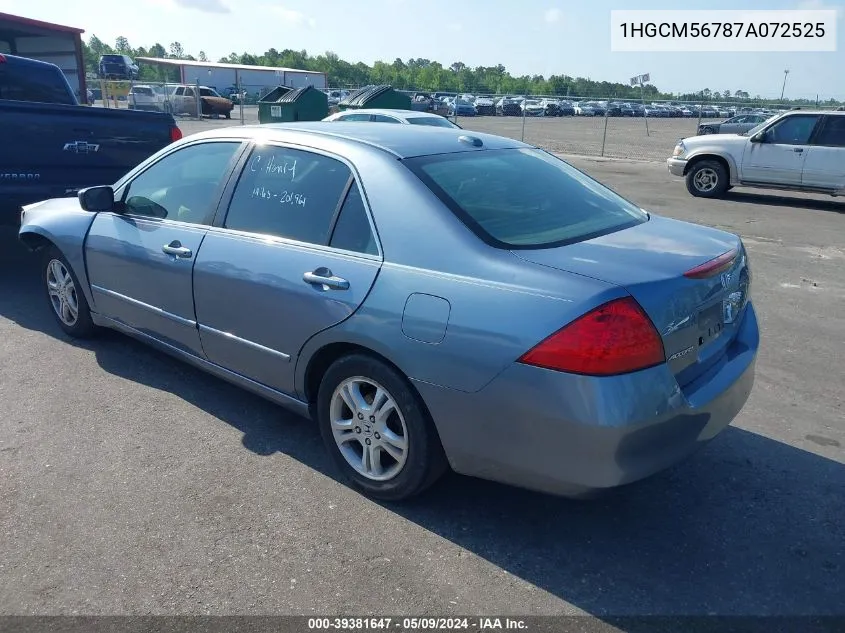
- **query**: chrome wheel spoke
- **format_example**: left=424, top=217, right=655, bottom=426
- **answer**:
left=371, top=388, right=396, bottom=425
left=339, top=381, right=366, bottom=413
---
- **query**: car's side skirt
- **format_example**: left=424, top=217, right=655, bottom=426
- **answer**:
left=738, top=181, right=840, bottom=195
left=90, top=312, right=312, bottom=420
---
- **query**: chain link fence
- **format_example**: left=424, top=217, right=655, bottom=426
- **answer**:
left=161, top=84, right=842, bottom=161
left=448, top=96, right=842, bottom=161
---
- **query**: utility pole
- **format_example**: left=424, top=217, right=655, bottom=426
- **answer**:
left=780, top=69, right=790, bottom=101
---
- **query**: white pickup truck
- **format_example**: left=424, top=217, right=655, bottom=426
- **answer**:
left=667, top=110, right=845, bottom=199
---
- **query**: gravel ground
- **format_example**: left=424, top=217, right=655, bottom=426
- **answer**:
left=1, top=155, right=842, bottom=619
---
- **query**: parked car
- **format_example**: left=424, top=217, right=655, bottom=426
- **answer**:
left=169, top=85, right=235, bottom=118
left=98, top=54, right=139, bottom=80
left=496, top=96, right=522, bottom=116
left=323, top=108, right=459, bottom=128
left=668, top=110, right=845, bottom=198
left=19, top=122, right=758, bottom=501
left=448, top=99, right=477, bottom=117
left=474, top=97, right=496, bottom=116
left=698, top=114, right=772, bottom=135
left=573, top=102, right=595, bottom=116
left=540, top=98, right=561, bottom=116
left=0, top=54, right=181, bottom=221
left=557, top=100, right=576, bottom=116
left=520, top=99, right=545, bottom=117
left=128, top=84, right=165, bottom=112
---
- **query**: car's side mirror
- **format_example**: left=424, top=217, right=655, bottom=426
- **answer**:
left=78, top=185, right=115, bottom=212
left=751, top=131, right=767, bottom=143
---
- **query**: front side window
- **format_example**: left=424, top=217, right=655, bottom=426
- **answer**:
left=121, top=142, right=241, bottom=224
left=405, top=148, right=648, bottom=249
left=224, top=146, right=352, bottom=245
left=767, top=115, right=821, bottom=145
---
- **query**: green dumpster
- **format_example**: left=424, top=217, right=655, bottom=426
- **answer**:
left=338, top=85, right=412, bottom=111
left=258, top=85, right=329, bottom=124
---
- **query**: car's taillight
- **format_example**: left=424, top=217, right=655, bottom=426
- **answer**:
left=683, top=248, right=739, bottom=279
left=518, top=297, right=665, bottom=376
left=170, top=126, right=183, bottom=143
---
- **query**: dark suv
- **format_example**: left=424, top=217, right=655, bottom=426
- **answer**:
left=98, top=54, right=139, bottom=80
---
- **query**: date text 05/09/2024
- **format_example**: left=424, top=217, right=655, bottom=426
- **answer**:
left=307, top=617, right=528, bottom=631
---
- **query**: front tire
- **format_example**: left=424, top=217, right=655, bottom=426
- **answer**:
left=43, top=246, right=96, bottom=338
left=317, top=354, right=447, bottom=501
left=686, top=160, right=729, bottom=198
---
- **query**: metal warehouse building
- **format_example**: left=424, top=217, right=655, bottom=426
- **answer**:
left=136, top=57, right=327, bottom=94
left=0, top=12, right=86, bottom=100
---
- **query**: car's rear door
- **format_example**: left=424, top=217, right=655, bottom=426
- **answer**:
left=801, top=115, right=845, bottom=191
left=85, top=140, right=245, bottom=356
left=192, top=143, right=383, bottom=396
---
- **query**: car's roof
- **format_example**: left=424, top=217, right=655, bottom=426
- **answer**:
left=188, top=122, right=529, bottom=158
left=332, top=108, right=447, bottom=120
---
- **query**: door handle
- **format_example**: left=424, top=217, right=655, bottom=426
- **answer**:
left=303, top=268, right=349, bottom=290
left=162, top=241, right=193, bottom=258
left=794, top=147, right=804, bottom=153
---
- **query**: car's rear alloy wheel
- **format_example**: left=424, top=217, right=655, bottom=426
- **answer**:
left=686, top=160, right=729, bottom=198
left=317, top=354, right=447, bottom=500
left=43, top=246, right=96, bottom=338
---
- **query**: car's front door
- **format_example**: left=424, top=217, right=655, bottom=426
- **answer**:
left=193, top=143, right=382, bottom=396
left=740, top=114, right=822, bottom=185
left=85, top=140, right=244, bottom=356
left=802, top=115, right=845, bottom=191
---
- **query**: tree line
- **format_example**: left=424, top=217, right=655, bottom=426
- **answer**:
left=82, top=35, right=840, bottom=106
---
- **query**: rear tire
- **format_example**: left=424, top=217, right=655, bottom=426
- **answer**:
left=317, top=354, right=448, bottom=501
left=686, top=160, right=729, bottom=198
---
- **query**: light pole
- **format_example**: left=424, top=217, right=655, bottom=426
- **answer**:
left=780, top=69, right=790, bottom=101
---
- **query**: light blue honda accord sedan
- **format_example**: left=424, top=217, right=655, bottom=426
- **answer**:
left=19, top=123, right=759, bottom=501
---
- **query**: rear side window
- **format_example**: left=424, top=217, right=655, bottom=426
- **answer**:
left=404, top=148, right=648, bottom=249
left=329, top=185, right=378, bottom=255
left=0, top=62, right=74, bottom=105
left=815, top=116, right=845, bottom=147
left=224, top=146, right=352, bottom=245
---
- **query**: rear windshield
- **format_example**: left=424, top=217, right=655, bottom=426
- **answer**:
left=406, top=117, right=457, bottom=128
left=404, top=148, right=648, bottom=249
left=132, top=87, right=153, bottom=95
left=101, top=55, right=125, bottom=62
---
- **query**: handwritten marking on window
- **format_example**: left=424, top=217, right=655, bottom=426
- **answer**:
left=251, top=186, right=307, bottom=207
left=249, top=154, right=297, bottom=180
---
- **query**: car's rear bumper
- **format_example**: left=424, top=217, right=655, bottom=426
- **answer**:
left=667, top=157, right=687, bottom=177
left=414, top=302, right=759, bottom=497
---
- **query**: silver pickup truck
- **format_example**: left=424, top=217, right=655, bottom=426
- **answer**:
left=667, top=109, right=845, bottom=199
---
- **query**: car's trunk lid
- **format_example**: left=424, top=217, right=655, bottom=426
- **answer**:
left=512, top=215, right=750, bottom=387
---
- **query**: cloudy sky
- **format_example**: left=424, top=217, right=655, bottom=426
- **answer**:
left=6, top=0, right=845, bottom=98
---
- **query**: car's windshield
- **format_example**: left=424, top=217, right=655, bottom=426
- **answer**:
left=404, top=148, right=648, bottom=249
left=199, top=88, right=221, bottom=97
left=101, top=55, right=124, bottom=62
left=406, top=117, right=459, bottom=128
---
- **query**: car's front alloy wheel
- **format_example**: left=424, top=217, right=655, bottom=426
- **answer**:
left=43, top=246, right=96, bottom=338
left=317, top=354, right=447, bottom=500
